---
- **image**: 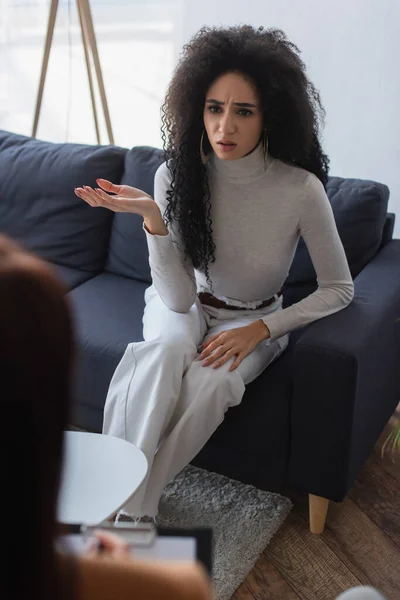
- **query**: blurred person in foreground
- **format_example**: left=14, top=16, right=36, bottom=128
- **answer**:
left=0, top=233, right=211, bottom=600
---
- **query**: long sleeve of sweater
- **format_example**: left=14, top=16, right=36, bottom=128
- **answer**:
left=144, top=162, right=197, bottom=312
left=261, top=173, right=354, bottom=341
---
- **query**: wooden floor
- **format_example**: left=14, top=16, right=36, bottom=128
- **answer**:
left=232, top=407, right=400, bottom=600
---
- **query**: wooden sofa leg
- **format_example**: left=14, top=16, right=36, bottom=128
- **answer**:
left=309, top=494, right=329, bottom=534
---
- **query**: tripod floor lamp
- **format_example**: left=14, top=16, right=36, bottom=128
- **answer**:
left=32, top=0, right=114, bottom=144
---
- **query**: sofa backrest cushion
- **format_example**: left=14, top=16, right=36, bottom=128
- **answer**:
left=285, top=176, right=390, bottom=288
left=106, top=146, right=164, bottom=282
left=0, top=130, right=126, bottom=272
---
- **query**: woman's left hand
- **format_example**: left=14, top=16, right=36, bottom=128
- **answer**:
left=198, top=320, right=270, bottom=371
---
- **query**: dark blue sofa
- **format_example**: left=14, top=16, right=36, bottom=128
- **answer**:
left=1, top=129, right=399, bottom=530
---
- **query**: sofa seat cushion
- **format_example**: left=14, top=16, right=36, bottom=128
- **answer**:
left=106, top=146, right=164, bottom=282
left=286, top=176, right=390, bottom=288
left=53, top=264, right=95, bottom=290
left=69, top=272, right=148, bottom=357
left=68, top=273, right=149, bottom=416
left=0, top=130, right=126, bottom=272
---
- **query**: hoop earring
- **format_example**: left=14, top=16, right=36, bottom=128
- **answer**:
left=200, top=130, right=209, bottom=165
left=262, top=130, right=269, bottom=167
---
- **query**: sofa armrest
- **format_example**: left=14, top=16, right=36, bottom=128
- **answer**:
left=381, top=212, right=396, bottom=247
left=288, top=239, right=400, bottom=501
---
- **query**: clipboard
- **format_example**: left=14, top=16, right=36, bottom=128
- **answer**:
left=59, top=522, right=213, bottom=576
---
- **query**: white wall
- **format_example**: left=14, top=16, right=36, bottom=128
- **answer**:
left=181, top=0, right=400, bottom=236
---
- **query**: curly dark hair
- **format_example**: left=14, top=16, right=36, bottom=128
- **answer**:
left=161, top=25, right=330, bottom=290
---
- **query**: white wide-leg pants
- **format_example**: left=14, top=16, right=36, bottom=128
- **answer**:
left=103, top=284, right=289, bottom=517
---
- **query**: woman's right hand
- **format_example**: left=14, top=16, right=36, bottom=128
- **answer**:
left=74, top=179, right=160, bottom=220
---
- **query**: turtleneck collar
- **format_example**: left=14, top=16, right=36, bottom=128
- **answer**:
left=208, top=141, right=270, bottom=183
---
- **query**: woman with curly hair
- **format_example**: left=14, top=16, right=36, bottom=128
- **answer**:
left=75, top=25, right=354, bottom=520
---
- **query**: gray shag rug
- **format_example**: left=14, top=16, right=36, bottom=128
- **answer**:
left=155, top=465, right=292, bottom=600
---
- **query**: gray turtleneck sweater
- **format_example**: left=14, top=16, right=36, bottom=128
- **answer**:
left=144, top=145, right=354, bottom=341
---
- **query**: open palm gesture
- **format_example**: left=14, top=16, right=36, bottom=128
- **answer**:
left=74, top=179, right=158, bottom=217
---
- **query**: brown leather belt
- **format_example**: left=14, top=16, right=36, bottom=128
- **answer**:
left=198, top=288, right=283, bottom=311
